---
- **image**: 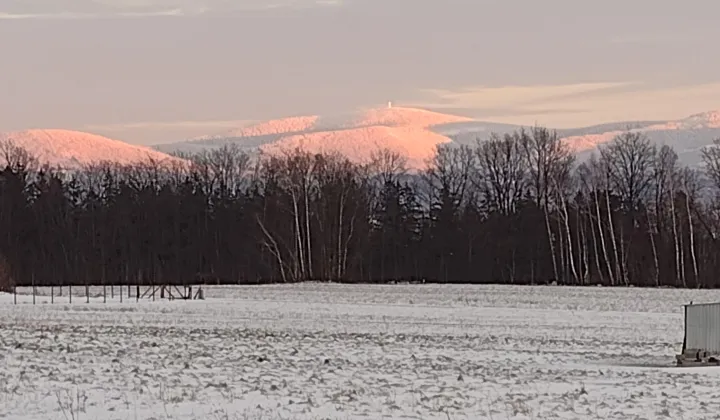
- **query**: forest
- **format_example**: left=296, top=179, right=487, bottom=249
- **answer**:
left=3, top=128, right=720, bottom=290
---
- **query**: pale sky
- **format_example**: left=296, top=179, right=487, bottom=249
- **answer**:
left=2, top=0, right=720, bottom=145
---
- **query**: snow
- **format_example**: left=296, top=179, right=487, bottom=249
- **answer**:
left=559, top=110, right=720, bottom=154
left=256, top=108, right=469, bottom=169
left=0, top=129, right=183, bottom=169
left=1, top=283, right=719, bottom=419
left=158, top=108, right=720, bottom=169
left=178, top=107, right=472, bottom=170
left=261, top=125, right=454, bottom=170
left=195, top=116, right=320, bottom=140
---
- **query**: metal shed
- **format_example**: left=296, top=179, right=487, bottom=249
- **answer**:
left=677, top=301, right=720, bottom=366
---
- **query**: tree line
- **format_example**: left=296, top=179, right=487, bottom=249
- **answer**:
left=3, top=128, right=720, bottom=289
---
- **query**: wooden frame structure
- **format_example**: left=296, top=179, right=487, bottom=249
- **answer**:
left=136, top=284, right=205, bottom=301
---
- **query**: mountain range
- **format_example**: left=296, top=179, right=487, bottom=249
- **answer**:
left=155, top=107, right=720, bottom=169
left=2, top=107, right=720, bottom=170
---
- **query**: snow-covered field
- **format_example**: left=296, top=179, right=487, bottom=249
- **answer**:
left=2, top=283, right=720, bottom=419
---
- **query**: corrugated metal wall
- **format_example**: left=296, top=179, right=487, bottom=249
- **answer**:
left=686, top=303, right=720, bottom=354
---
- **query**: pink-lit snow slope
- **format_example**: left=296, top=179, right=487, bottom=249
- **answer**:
left=562, top=110, right=720, bottom=152
left=0, top=129, right=183, bottom=169
left=202, top=107, right=473, bottom=169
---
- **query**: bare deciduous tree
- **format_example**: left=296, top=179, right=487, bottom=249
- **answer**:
left=474, top=133, right=528, bottom=215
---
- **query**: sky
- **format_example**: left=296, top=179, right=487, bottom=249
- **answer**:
left=2, top=0, right=720, bottom=145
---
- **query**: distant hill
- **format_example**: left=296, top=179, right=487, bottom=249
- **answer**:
left=6, top=108, right=720, bottom=172
left=0, top=129, right=182, bottom=170
left=555, top=111, right=720, bottom=166
left=156, top=107, right=473, bottom=169
left=156, top=108, right=720, bottom=169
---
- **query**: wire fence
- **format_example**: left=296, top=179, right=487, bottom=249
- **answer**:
left=7, top=284, right=205, bottom=304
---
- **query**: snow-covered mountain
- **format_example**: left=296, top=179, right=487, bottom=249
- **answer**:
left=0, top=129, right=183, bottom=169
left=156, top=107, right=720, bottom=169
left=557, top=111, right=720, bottom=166
left=5, top=108, right=720, bottom=172
left=156, top=107, right=474, bottom=169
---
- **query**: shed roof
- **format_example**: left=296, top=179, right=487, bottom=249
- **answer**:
left=684, top=301, right=720, bottom=308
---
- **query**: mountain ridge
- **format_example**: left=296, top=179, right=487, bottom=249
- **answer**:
left=0, top=129, right=182, bottom=170
left=3, top=107, right=720, bottom=171
left=156, top=107, right=720, bottom=168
